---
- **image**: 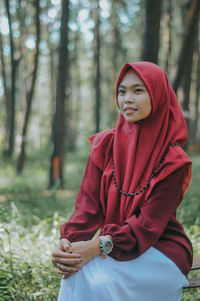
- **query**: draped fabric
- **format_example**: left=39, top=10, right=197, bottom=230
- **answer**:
left=58, top=248, right=188, bottom=301
left=89, top=62, right=192, bottom=219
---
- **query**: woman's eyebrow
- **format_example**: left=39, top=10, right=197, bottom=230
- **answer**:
left=118, top=84, right=145, bottom=89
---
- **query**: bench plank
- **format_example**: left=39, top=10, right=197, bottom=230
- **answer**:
left=191, top=257, right=200, bottom=270
left=188, top=278, right=200, bottom=288
left=187, top=257, right=200, bottom=288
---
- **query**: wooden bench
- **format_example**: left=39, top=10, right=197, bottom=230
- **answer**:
left=186, top=257, right=200, bottom=288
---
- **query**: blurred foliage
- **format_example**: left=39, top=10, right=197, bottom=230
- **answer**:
left=0, top=150, right=89, bottom=300
left=0, top=151, right=200, bottom=300
left=178, top=154, right=200, bottom=228
left=0, top=207, right=63, bottom=300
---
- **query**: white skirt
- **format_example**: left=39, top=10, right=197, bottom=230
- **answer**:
left=57, top=247, right=188, bottom=301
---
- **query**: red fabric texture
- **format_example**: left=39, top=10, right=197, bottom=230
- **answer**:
left=60, top=158, right=193, bottom=276
left=89, top=62, right=192, bottom=218
left=60, top=62, right=193, bottom=276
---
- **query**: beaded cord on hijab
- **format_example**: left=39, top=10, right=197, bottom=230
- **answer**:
left=113, top=64, right=183, bottom=197
left=112, top=143, right=181, bottom=197
left=88, top=62, right=191, bottom=219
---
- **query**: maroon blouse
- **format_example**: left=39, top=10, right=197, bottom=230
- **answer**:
left=60, top=157, right=193, bottom=276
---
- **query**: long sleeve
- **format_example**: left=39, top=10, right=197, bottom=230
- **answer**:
left=100, top=166, right=187, bottom=260
left=60, top=156, right=104, bottom=242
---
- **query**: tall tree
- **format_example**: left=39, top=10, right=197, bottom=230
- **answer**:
left=4, top=0, right=18, bottom=156
left=93, top=0, right=101, bottom=133
left=193, top=37, right=200, bottom=147
left=0, top=29, right=10, bottom=144
left=172, top=0, right=200, bottom=150
left=172, top=0, right=200, bottom=93
left=67, top=29, right=82, bottom=151
left=16, top=0, right=29, bottom=122
left=16, top=0, right=41, bottom=173
left=163, top=0, right=172, bottom=74
left=188, top=29, right=200, bottom=149
left=48, top=34, right=57, bottom=127
left=49, top=0, right=70, bottom=188
left=109, top=0, right=122, bottom=128
left=141, top=0, right=163, bottom=63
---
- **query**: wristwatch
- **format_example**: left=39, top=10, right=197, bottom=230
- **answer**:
left=99, top=236, right=113, bottom=255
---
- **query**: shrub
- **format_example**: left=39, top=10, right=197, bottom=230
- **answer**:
left=0, top=205, right=67, bottom=301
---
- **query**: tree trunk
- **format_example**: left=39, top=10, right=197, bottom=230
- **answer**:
left=0, top=32, right=8, bottom=103
left=93, top=1, right=101, bottom=133
left=49, top=0, right=69, bottom=189
left=172, top=0, right=200, bottom=93
left=49, top=43, right=57, bottom=121
left=188, top=30, right=200, bottom=151
left=4, top=0, right=18, bottom=157
left=181, top=33, right=195, bottom=143
left=110, top=25, right=119, bottom=128
left=141, top=0, right=163, bottom=63
left=16, top=0, right=41, bottom=173
left=47, top=24, right=57, bottom=148
left=163, top=0, right=172, bottom=74
left=109, top=1, right=121, bottom=128
left=17, top=0, right=28, bottom=115
left=0, top=30, right=11, bottom=152
left=67, top=31, right=81, bottom=152
left=193, top=41, right=200, bottom=148
left=173, top=0, right=200, bottom=150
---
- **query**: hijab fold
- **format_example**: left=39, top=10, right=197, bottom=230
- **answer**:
left=89, top=62, right=192, bottom=219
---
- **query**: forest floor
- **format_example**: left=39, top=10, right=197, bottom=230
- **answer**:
left=0, top=150, right=200, bottom=300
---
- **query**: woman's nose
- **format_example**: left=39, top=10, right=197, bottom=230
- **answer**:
left=124, top=92, right=134, bottom=103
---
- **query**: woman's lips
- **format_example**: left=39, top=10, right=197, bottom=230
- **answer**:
left=124, top=107, right=137, bottom=115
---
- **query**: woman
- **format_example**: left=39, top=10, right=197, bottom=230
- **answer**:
left=52, top=62, right=193, bottom=301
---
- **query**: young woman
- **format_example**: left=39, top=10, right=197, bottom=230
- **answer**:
left=52, top=62, right=193, bottom=301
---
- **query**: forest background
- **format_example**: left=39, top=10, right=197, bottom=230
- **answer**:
left=0, top=0, right=200, bottom=300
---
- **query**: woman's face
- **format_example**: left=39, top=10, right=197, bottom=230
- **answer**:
left=117, top=69, right=152, bottom=123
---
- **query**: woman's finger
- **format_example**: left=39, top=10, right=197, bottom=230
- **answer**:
left=55, top=263, right=79, bottom=273
left=56, top=268, right=72, bottom=276
left=60, top=238, right=71, bottom=252
left=52, top=248, right=81, bottom=258
left=52, top=256, right=82, bottom=266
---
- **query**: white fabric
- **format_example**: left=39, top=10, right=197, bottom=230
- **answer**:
left=57, top=247, right=188, bottom=301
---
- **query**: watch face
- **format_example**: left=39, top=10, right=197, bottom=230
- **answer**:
left=99, top=237, right=113, bottom=255
left=105, top=241, right=112, bottom=252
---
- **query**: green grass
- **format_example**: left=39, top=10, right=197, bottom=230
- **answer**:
left=178, top=154, right=200, bottom=228
left=0, top=150, right=89, bottom=300
left=0, top=150, right=200, bottom=300
left=0, top=149, right=89, bottom=227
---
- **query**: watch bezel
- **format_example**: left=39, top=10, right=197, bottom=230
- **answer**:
left=99, top=236, right=113, bottom=255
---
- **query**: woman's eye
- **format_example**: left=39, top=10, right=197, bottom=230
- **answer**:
left=135, top=88, right=143, bottom=93
left=118, top=89, right=125, bottom=94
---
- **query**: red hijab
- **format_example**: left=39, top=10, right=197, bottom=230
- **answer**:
left=89, top=62, right=192, bottom=218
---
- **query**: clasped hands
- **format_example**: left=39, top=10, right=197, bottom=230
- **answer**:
left=52, top=238, right=103, bottom=279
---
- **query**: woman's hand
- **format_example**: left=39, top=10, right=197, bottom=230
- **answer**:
left=59, top=238, right=72, bottom=252
left=70, top=235, right=113, bottom=268
left=70, top=239, right=100, bottom=269
left=52, top=238, right=82, bottom=277
left=52, top=236, right=111, bottom=279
